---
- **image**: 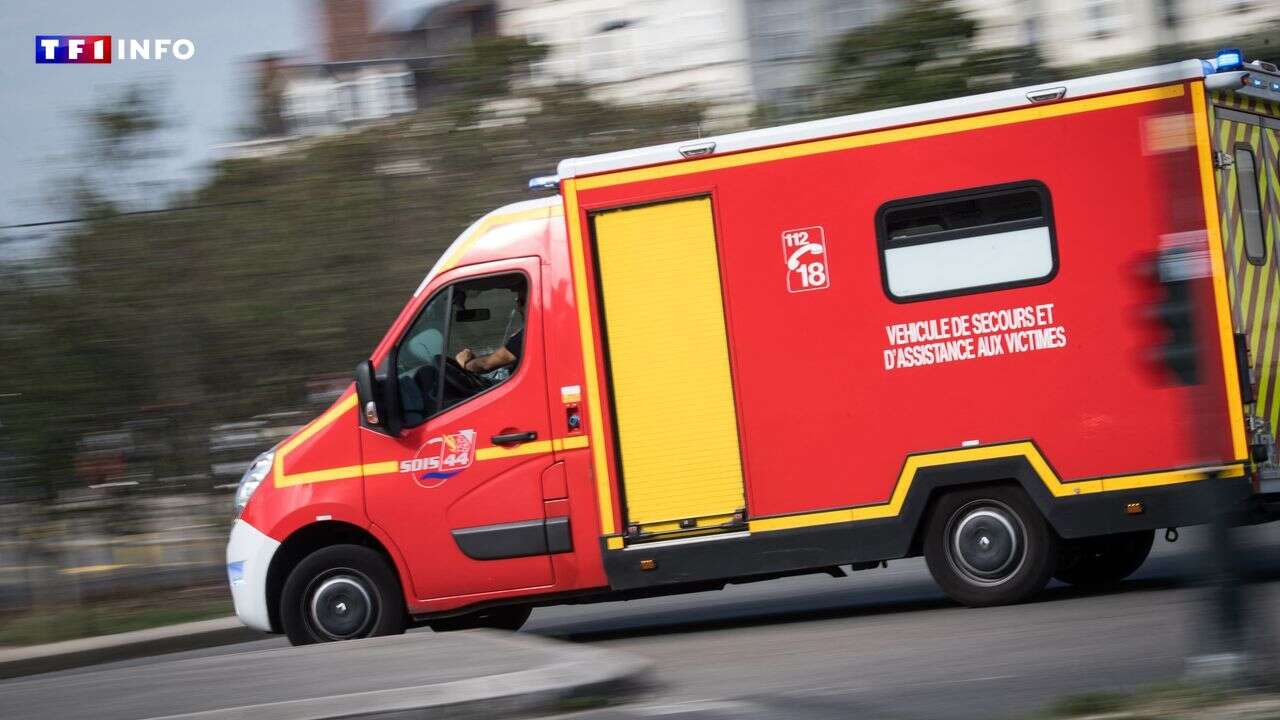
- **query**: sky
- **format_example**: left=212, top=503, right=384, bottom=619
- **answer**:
left=0, top=0, right=433, bottom=238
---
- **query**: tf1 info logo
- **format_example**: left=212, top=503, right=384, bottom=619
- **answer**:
left=35, top=36, right=196, bottom=64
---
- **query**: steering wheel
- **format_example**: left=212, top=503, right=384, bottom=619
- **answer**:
left=441, top=355, right=490, bottom=397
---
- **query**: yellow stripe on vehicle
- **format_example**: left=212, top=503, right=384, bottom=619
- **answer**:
left=576, top=85, right=1185, bottom=191
left=1257, top=273, right=1280, bottom=413
left=1266, top=127, right=1280, bottom=432
left=273, top=394, right=359, bottom=487
left=433, top=204, right=564, bottom=277
left=1192, top=85, right=1249, bottom=461
left=1100, top=466, right=1224, bottom=491
left=563, top=178, right=618, bottom=536
left=553, top=435, right=590, bottom=451
left=277, top=464, right=363, bottom=487
left=272, top=391, right=590, bottom=485
left=279, top=439, right=589, bottom=487
left=1246, top=125, right=1267, bottom=358
left=748, top=441, right=1244, bottom=534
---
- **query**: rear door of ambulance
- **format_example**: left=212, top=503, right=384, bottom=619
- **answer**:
left=1209, top=87, right=1280, bottom=484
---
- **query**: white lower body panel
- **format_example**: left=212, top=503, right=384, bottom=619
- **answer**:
left=226, top=519, right=280, bottom=633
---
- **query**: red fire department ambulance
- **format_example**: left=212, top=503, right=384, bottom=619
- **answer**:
left=228, top=52, right=1280, bottom=644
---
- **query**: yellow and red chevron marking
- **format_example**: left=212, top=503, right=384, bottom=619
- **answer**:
left=1212, top=94, right=1280, bottom=438
left=1214, top=91, right=1280, bottom=119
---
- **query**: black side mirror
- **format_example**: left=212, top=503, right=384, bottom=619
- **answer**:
left=376, top=356, right=403, bottom=437
left=355, top=360, right=383, bottom=430
left=355, top=359, right=402, bottom=436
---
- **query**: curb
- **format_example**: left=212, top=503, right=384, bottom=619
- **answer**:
left=146, top=631, right=654, bottom=720
left=0, top=616, right=261, bottom=680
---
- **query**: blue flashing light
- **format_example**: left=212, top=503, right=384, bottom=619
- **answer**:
left=1216, top=48, right=1244, bottom=72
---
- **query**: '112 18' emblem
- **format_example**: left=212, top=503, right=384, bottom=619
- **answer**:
left=782, top=226, right=830, bottom=293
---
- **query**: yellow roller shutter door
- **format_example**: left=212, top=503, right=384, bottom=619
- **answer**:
left=592, top=197, right=745, bottom=533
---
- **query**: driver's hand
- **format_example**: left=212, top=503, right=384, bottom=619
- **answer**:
left=455, top=348, right=475, bottom=367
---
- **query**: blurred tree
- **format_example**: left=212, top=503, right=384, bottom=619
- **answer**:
left=62, top=84, right=209, bottom=485
left=0, top=258, right=135, bottom=501
left=3, top=37, right=702, bottom=499
left=817, top=0, right=1053, bottom=116
left=446, top=36, right=550, bottom=101
left=441, top=36, right=551, bottom=126
left=77, top=83, right=173, bottom=215
left=1062, top=24, right=1279, bottom=76
left=815, top=0, right=1280, bottom=123
left=86, top=84, right=166, bottom=166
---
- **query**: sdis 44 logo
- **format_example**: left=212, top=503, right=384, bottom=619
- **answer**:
left=400, top=430, right=476, bottom=488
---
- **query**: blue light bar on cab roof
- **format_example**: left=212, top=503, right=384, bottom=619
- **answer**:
left=1216, top=48, right=1244, bottom=72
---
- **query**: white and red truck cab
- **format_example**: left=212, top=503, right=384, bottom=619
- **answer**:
left=229, top=52, right=1280, bottom=644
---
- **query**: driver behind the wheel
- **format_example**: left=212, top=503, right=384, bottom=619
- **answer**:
left=454, top=286, right=525, bottom=378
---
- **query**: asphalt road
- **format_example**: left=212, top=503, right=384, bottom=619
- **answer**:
left=18, top=522, right=1280, bottom=720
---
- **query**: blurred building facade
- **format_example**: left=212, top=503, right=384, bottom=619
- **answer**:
left=742, top=0, right=892, bottom=111
left=499, top=0, right=1280, bottom=121
left=248, top=0, right=499, bottom=145
left=498, top=0, right=757, bottom=122
left=957, top=0, right=1280, bottom=67
left=497, top=0, right=892, bottom=121
left=238, top=0, right=1280, bottom=145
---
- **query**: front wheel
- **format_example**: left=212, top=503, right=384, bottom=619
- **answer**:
left=924, top=486, right=1059, bottom=607
left=280, top=544, right=407, bottom=646
left=1054, top=530, right=1154, bottom=587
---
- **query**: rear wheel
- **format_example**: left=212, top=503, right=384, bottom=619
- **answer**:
left=280, top=544, right=407, bottom=646
left=924, top=486, right=1058, bottom=607
left=429, top=606, right=532, bottom=632
left=1054, top=530, right=1154, bottom=587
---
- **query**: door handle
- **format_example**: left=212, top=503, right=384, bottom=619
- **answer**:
left=491, top=430, right=537, bottom=445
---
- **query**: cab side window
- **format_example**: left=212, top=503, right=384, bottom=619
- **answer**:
left=395, top=273, right=528, bottom=428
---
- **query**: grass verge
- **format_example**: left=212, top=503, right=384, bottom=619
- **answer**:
left=1038, top=682, right=1276, bottom=719
left=0, top=587, right=232, bottom=647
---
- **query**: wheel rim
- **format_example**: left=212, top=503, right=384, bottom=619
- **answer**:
left=307, top=571, right=376, bottom=640
left=945, top=500, right=1027, bottom=587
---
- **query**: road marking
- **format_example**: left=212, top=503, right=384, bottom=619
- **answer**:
left=927, top=674, right=1019, bottom=686
left=633, top=699, right=763, bottom=716
left=59, top=563, right=128, bottom=575
left=790, top=674, right=1019, bottom=697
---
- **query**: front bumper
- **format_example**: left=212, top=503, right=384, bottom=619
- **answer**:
left=226, top=519, right=280, bottom=633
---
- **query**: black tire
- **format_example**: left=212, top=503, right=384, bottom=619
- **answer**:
left=1054, top=530, right=1154, bottom=587
left=280, top=544, right=407, bottom=646
left=923, top=485, right=1059, bottom=607
left=429, top=605, right=532, bottom=632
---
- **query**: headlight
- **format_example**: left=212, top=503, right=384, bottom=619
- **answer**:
left=234, top=450, right=275, bottom=516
